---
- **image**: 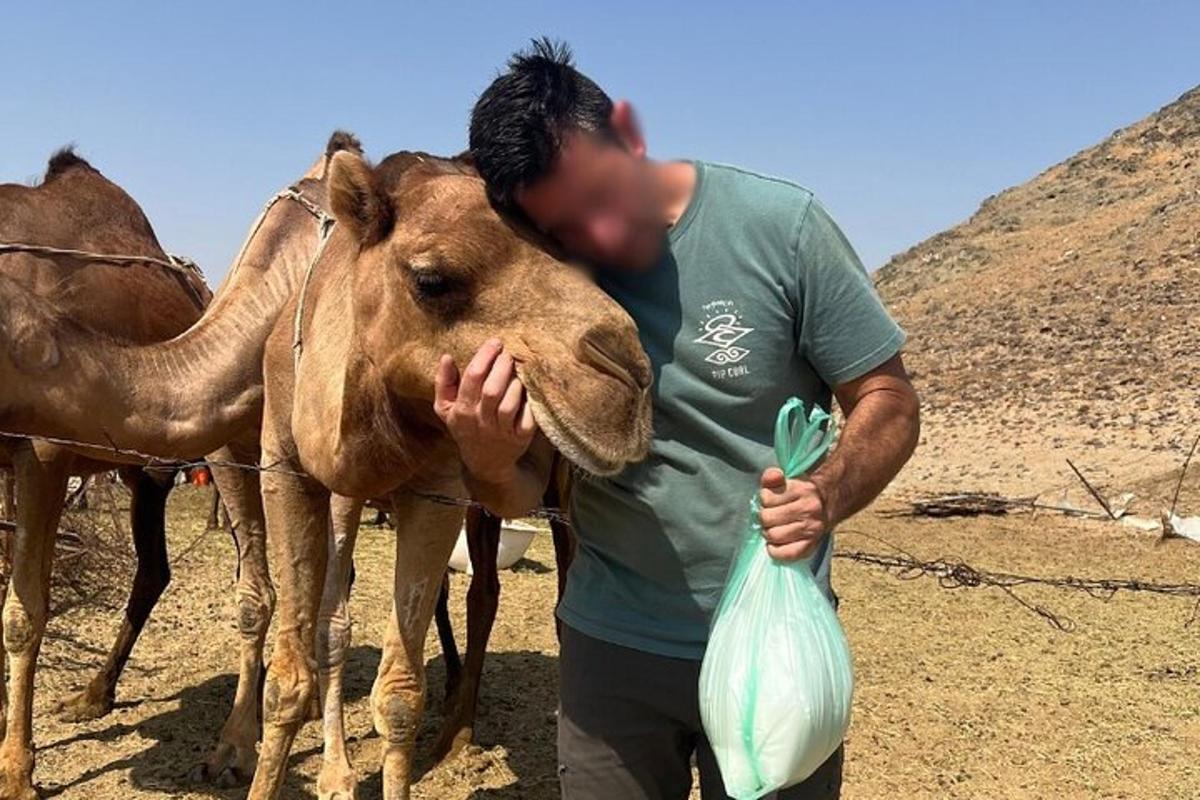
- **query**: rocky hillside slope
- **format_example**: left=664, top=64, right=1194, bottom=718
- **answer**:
left=877, top=87, right=1199, bottom=494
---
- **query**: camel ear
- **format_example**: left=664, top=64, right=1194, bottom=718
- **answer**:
left=328, top=150, right=393, bottom=246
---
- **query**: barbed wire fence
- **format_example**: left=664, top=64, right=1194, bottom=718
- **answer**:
left=2, top=426, right=1199, bottom=632
left=832, top=529, right=1200, bottom=632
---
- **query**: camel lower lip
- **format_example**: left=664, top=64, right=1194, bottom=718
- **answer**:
left=519, top=374, right=642, bottom=476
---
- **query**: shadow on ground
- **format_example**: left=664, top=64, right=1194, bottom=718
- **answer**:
left=456, top=650, right=559, bottom=800
left=36, top=647, right=562, bottom=800
left=39, top=645, right=376, bottom=799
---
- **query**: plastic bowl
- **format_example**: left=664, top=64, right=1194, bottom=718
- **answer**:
left=447, top=520, right=540, bottom=574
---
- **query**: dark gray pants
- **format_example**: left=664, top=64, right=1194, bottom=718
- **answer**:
left=557, top=624, right=843, bottom=800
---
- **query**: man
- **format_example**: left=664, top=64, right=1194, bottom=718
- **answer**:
left=433, top=39, right=920, bottom=800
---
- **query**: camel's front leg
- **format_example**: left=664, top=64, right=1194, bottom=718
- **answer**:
left=247, top=449, right=329, bottom=800
left=0, top=468, right=13, bottom=524
left=316, top=494, right=362, bottom=800
left=55, top=466, right=175, bottom=723
left=433, top=505, right=501, bottom=762
left=0, top=465, right=12, bottom=739
left=0, top=444, right=70, bottom=800
left=375, top=489, right=465, bottom=800
left=192, top=442, right=276, bottom=787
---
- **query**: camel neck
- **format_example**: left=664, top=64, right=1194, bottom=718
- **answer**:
left=0, top=193, right=326, bottom=460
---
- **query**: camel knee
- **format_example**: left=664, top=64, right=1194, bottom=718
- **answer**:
left=235, top=586, right=275, bottom=640
left=372, top=673, right=424, bottom=745
left=131, top=562, right=171, bottom=608
left=3, top=600, right=42, bottom=655
left=262, top=646, right=316, bottom=726
left=316, top=612, right=351, bottom=671
left=467, top=569, right=500, bottom=604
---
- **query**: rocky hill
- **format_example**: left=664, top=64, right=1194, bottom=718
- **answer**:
left=877, top=87, right=1199, bottom=496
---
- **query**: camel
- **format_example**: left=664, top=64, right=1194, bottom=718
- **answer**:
left=244, top=146, right=651, bottom=799
left=0, top=148, right=214, bottom=796
left=0, top=143, right=653, bottom=798
left=0, top=137, right=358, bottom=797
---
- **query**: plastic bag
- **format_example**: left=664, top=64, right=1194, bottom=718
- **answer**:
left=698, top=397, right=854, bottom=799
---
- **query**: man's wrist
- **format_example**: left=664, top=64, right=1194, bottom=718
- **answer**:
left=463, top=461, right=520, bottom=491
left=808, top=469, right=842, bottom=529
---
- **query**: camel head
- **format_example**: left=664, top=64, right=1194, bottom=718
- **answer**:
left=324, top=148, right=652, bottom=475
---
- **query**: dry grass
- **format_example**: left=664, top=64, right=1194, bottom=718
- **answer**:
left=17, top=484, right=1199, bottom=799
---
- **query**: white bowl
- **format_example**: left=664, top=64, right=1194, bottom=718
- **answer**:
left=447, top=520, right=540, bottom=574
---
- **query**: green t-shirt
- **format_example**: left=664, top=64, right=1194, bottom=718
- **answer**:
left=560, top=161, right=906, bottom=660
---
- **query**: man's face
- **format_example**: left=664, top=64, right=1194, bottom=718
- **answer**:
left=516, top=127, right=664, bottom=271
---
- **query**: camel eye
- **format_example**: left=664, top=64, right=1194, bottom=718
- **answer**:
left=412, top=268, right=453, bottom=299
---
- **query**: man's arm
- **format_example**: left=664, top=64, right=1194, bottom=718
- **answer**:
left=758, top=353, right=920, bottom=561
left=433, top=338, right=555, bottom=518
left=463, top=435, right=556, bottom=519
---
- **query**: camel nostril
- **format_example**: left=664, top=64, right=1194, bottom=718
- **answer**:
left=578, top=327, right=651, bottom=393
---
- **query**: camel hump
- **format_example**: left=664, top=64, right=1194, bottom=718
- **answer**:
left=44, top=146, right=94, bottom=182
left=326, top=130, right=363, bottom=158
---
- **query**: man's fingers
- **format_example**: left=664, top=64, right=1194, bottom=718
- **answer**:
left=433, top=354, right=459, bottom=419
left=760, top=521, right=821, bottom=547
left=760, top=476, right=820, bottom=509
left=479, top=351, right=515, bottom=426
left=760, top=467, right=788, bottom=497
left=457, top=338, right=503, bottom=408
left=759, top=498, right=823, bottom=530
left=766, top=539, right=817, bottom=562
left=515, top=393, right=537, bottom=440
left=496, top=377, right=524, bottom=431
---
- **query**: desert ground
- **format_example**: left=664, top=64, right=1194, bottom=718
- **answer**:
left=22, top=419, right=1200, bottom=800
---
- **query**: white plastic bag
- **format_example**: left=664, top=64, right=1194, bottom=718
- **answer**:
left=698, top=397, right=854, bottom=799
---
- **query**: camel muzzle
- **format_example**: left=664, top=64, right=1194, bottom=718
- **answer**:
left=577, top=327, right=651, bottom=395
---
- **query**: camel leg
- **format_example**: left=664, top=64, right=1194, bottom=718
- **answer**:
left=433, top=574, right=461, bottom=702
left=0, top=444, right=70, bottom=800
left=545, top=476, right=577, bottom=641
left=375, top=489, right=464, bottom=800
left=432, top=505, right=500, bottom=762
left=53, top=467, right=175, bottom=722
left=550, top=518, right=575, bottom=608
left=207, top=485, right=223, bottom=531
left=0, top=469, right=13, bottom=522
left=0, top=557, right=7, bottom=747
left=192, top=443, right=275, bottom=787
left=550, top=520, right=575, bottom=642
left=0, top=466, right=12, bottom=739
left=246, top=453, right=329, bottom=800
left=316, top=494, right=362, bottom=800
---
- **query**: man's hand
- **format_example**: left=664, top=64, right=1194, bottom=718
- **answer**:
left=758, top=467, right=831, bottom=561
left=434, top=338, right=537, bottom=484
left=756, top=354, right=921, bottom=562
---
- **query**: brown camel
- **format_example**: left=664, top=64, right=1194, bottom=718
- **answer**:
left=256, top=146, right=653, bottom=798
left=0, top=149, right=213, bottom=799
left=0, top=136, right=360, bottom=797
left=0, top=143, right=652, bottom=799
left=237, top=147, right=652, bottom=799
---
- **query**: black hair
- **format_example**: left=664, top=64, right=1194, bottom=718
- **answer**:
left=469, top=38, right=615, bottom=215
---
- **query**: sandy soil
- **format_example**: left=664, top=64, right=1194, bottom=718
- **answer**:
left=22, top=453, right=1200, bottom=800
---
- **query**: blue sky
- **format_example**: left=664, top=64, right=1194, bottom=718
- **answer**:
left=4, top=1, right=1198, bottom=280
